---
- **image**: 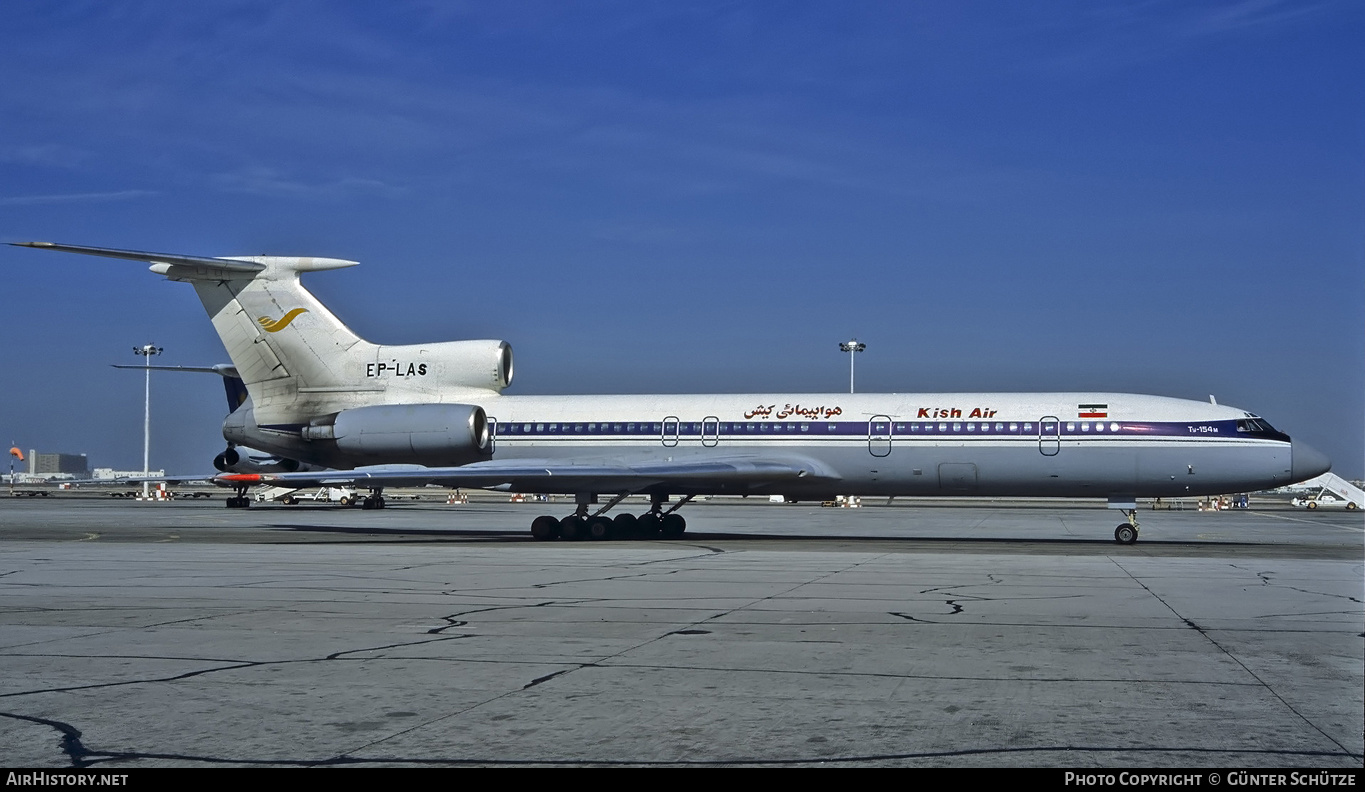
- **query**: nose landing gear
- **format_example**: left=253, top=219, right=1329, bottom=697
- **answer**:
left=1114, top=509, right=1140, bottom=544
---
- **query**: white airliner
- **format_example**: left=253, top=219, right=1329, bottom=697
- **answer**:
left=14, top=241, right=1331, bottom=544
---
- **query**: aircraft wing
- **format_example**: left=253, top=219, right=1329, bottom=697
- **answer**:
left=52, top=474, right=218, bottom=486
left=213, top=453, right=841, bottom=494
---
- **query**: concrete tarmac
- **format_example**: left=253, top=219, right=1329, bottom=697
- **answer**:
left=0, top=496, right=1360, bottom=767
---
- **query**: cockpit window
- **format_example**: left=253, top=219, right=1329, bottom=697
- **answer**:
left=1237, top=418, right=1278, bottom=433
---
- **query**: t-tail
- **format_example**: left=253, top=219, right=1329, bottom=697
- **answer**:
left=13, top=242, right=514, bottom=425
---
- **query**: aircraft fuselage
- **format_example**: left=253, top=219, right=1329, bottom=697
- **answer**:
left=225, top=391, right=1307, bottom=500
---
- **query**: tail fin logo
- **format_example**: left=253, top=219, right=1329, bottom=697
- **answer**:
left=257, top=308, right=308, bottom=333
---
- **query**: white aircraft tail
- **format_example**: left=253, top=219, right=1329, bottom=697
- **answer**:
left=13, top=243, right=514, bottom=422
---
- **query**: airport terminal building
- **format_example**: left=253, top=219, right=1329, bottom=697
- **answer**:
left=25, top=451, right=88, bottom=480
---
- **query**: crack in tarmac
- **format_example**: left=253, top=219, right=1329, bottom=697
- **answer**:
left=2, top=708, right=1356, bottom=768
left=1109, top=557, right=1357, bottom=758
left=4, top=513, right=1357, bottom=768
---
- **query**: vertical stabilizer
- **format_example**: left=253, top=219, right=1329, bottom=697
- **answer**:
left=178, top=256, right=371, bottom=394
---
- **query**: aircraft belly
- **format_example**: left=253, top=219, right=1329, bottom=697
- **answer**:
left=237, top=433, right=1295, bottom=500
left=478, top=441, right=1154, bottom=498
left=1136, top=443, right=1290, bottom=497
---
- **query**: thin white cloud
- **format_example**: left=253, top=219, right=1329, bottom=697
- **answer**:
left=0, top=189, right=156, bottom=206
left=1171, top=0, right=1335, bottom=38
left=210, top=167, right=404, bottom=199
left=0, top=144, right=91, bottom=168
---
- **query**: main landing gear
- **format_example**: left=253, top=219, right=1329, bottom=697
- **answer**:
left=530, top=494, right=693, bottom=541
left=358, top=489, right=387, bottom=510
left=1114, top=509, right=1140, bottom=545
left=225, top=483, right=251, bottom=508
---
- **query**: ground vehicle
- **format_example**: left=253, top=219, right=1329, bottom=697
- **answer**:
left=1293, top=493, right=1358, bottom=510
left=256, top=486, right=357, bottom=505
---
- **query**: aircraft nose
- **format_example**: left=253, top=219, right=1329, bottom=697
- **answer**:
left=1291, top=440, right=1331, bottom=483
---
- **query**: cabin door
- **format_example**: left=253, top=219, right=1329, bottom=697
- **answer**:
left=1038, top=416, right=1060, bottom=456
left=701, top=417, right=720, bottom=447
left=868, top=415, right=892, bottom=457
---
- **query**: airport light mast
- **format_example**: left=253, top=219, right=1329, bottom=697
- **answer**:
left=839, top=339, right=865, bottom=394
left=134, top=344, right=163, bottom=500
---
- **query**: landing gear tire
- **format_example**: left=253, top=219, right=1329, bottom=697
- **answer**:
left=1114, top=524, right=1137, bottom=545
left=560, top=516, right=586, bottom=541
left=587, top=516, right=614, bottom=541
left=636, top=513, right=661, bottom=538
left=531, top=515, right=560, bottom=541
left=660, top=513, right=687, bottom=539
left=612, top=513, right=638, bottom=538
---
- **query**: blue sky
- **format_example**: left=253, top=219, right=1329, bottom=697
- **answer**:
left=2, top=1, right=1362, bottom=478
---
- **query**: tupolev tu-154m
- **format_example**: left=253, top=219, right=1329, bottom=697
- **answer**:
left=14, top=241, right=1331, bottom=543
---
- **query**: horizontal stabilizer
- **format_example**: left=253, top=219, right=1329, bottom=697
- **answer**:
left=12, top=242, right=266, bottom=273
left=112, top=363, right=248, bottom=414
left=11, top=242, right=360, bottom=279
left=111, top=363, right=240, bottom=378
